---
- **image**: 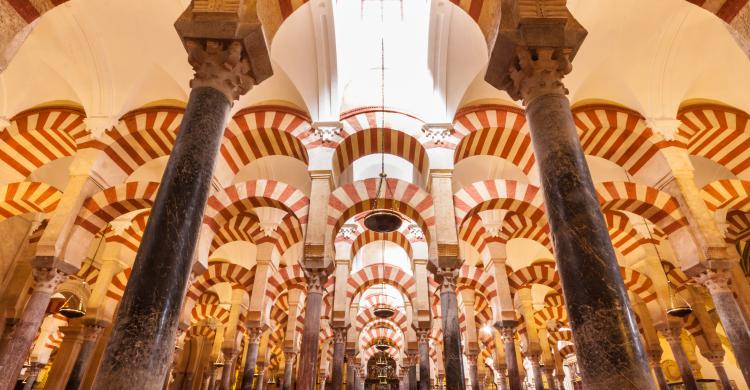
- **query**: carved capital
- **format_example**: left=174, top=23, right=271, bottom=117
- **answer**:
left=185, top=39, right=254, bottom=102
left=657, top=324, right=683, bottom=343
left=303, top=267, right=328, bottom=295
left=437, top=268, right=458, bottom=293
left=645, top=348, right=663, bottom=367
left=695, top=269, right=732, bottom=294
left=31, top=267, right=67, bottom=294
left=405, top=352, right=418, bottom=366
left=247, top=326, right=264, bottom=344
left=498, top=326, right=516, bottom=344
left=508, top=47, right=572, bottom=105
left=702, top=349, right=725, bottom=364
left=415, top=328, right=431, bottom=344
left=332, top=326, right=347, bottom=344
left=284, top=351, right=297, bottom=364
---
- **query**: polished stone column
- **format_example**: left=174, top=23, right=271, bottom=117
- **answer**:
left=704, top=353, right=732, bottom=390
left=646, top=349, right=668, bottom=390
left=220, top=350, right=239, bottom=390
left=21, top=363, right=42, bottom=390
left=93, top=38, right=254, bottom=388
left=415, top=328, right=432, bottom=390
left=496, top=372, right=507, bottom=390
left=696, top=270, right=750, bottom=383
left=241, top=327, right=264, bottom=390
left=255, top=362, right=266, bottom=390
left=0, top=267, right=66, bottom=390
left=436, top=269, right=466, bottom=390
left=282, top=351, right=296, bottom=390
left=64, top=320, right=105, bottom=390
left=466, top=352, right=479, bottom=390
left=659, top=325, right=697, bottom=390
left=345, top=352, right=356, bottom=390
left=296, top=268, right=327, bottom=390
left=405, top=353, right=417, bottom=390
left=496, top=324, right=522, bottom=390
left=331, top=327, right=346, bottom=390
left=527, top=354, right=544, bottom=390
left=514, top=47, right=653, bottom=389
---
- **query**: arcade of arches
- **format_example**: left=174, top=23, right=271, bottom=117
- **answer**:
left=0, top=0, right=750, bottom=390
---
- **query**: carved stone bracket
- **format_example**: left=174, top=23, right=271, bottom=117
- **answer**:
left=303, top=267, right=328, bottom=295
left=31, top=267, right=67, bottom=294
left=247, top=326, right=264, bottom=344
left=508, top=47, right=572, bottom=105
left=185, top=39, right=255, bottom=102
left=332, top=326, right=347, bottom=344
left=694, top=269, right=732, bottom=294
left=415, top=328, right=431, bottom=345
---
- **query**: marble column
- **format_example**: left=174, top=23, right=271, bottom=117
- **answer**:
left=93, top=38, right=255, bottom=388
left=220, top=350, right=239, bottom=390
left=331, top=327, right=346, bottom=390
left=0, top=267, right=66, bottom=390
left=513, top=47, right=653, bottom=389
left=241, top=327, right=264, bottom=390
left=345, top=352, right=356, bottom=390
left=696, top=270, right=750, bottom=383
left=496, top=324, right=522, bottom=390
left=21, top=363, right=42, bottom=390
left=282, top=352, right=296, bottom=390
left=416, top=328, right=432, bottom=390
left=436, top=269, right=466, bottom=390
left=659, top=325, right=697, bottom=390
left=64, top=320, right=105, bottom=390
left=466, top=352, right=479, bottom=390
left=703, top=350, right=732, bottom=390
left=646, top=349, right=668, bottom=390
left=527, top=354, right=544, bottom=390
left=254, top=362, right=266, bottom=390
left=409, top=358, right=417, bottom=390
left=296, top=268, right=326, bottom=390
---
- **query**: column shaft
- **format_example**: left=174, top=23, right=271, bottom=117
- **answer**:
left=331, top=328, right=346, bottom=390
left=438, top=270, right=466, bottom=390
left=661, top=326, right=697, bottom=390
left=467, top=360, right=479, bottom=390
left=409, top=365, right=417, bottom=390
left=64, top=323, right=103, bottom=390
left=0, top=267, right=66, bottom=390
left=697, top=270, right=750, bottom=383
left=525, top=91, right=653, bottom=389
left=543, top=369, right=555, bottom=390
left=241, top=329, right=263, bottom=390
left=282, top=353, right=296, bottom=390
left=497, top=326, right=522, bottom=390
left=254, top=363, right=266, bottom=390
left=93, top=86, right=231, bottom=389
left=416, top=329, right=431, bottom=390
left=528, top=358, right=543, bottom=390
left=296, top=270, right=325, bottom=390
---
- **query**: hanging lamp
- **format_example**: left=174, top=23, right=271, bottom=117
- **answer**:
left=664, top=264, right=693, bottom=317
left=363, top=17, right=401, bottom=234
left=625, top=172, right=692, bottom=318
left=58, top=293, right=85, bottom=319
left=372, top=235, right=395, bottom=319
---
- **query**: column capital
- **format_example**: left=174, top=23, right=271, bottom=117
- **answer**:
left=302, top=266, right=329, bottom=295
left=702, top=349, right=725, bottom=365
left=645, top=348, right=663, bottom=367
left=694, top=269, right=732, bottom=294
left=436, top=268, right=458, bottom=293
left=657, top=323, right=684, bottom=343
left=332, top=326, right=347, bottom=344
left=247, top=326, right=264, bottom=344
left=415, top=327, right=431, bottom=344
left=31, top=267, right=67, bottom=293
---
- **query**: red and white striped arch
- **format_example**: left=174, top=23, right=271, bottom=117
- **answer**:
left=266, top=264, right=307, bottom=302
left=340, top=108, right=425, bottom=144
left=75, top=260, right=100, bottom=286
left=457, top=265, right=496, bottom=303
left=204, top=179, right=309, bottom=230
left=331, top=127, right=429, bottom=181
left=191, top=303, right=231, bottom=325
left=498, top=212, right=552, bottom=251
left=105, top=267, right=132, bottom=301
left=186, top=261, right=255, bottom=301
left=353, top=308, right=408, bottom=334
left=211, top=212, right=262, bottom=251
left=187, top=325, right=217, bottom=339
left=0, top=181, right=61, bottom=221
left=620, top=267, right=658, bottom=303
left=573, top=105, right=670, bottom=176
left=0, top=107, right=87, bottom=180
left=726, top=210, right=750, bottom=242
left=227, top=105, right=314, bottom=148
left=350, top=229, right=413, bottom=259
left=508, top=260, right=561, bottom=294
left=346, top=264, right=417, bottom=302
left=327, top=178, right=435, bottom=239
left=459, top=214, right=492, bottom=255
left=544, top=292, right=564, bottom=308
left=596, top=181, right=687, bottom=235
left=558, top=344, right=576, bottom=357
left=453, top=180, right=545, bottom=227
left=74, top=181, right=159, bottom=235
left=453, top=106, right=533, bottom=174
left=220, top=109, right=310, bottom=175
left=678, top=105, right=750, bottom=176
left=90, top=107, right=182, bottom=182
left=534, top=306, right=569, bottom=328
left=701, top=179, right=750, bottom=212
left=603, top=210, right=657, bottom=256
left=105, top=210, right=149, bottom=252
